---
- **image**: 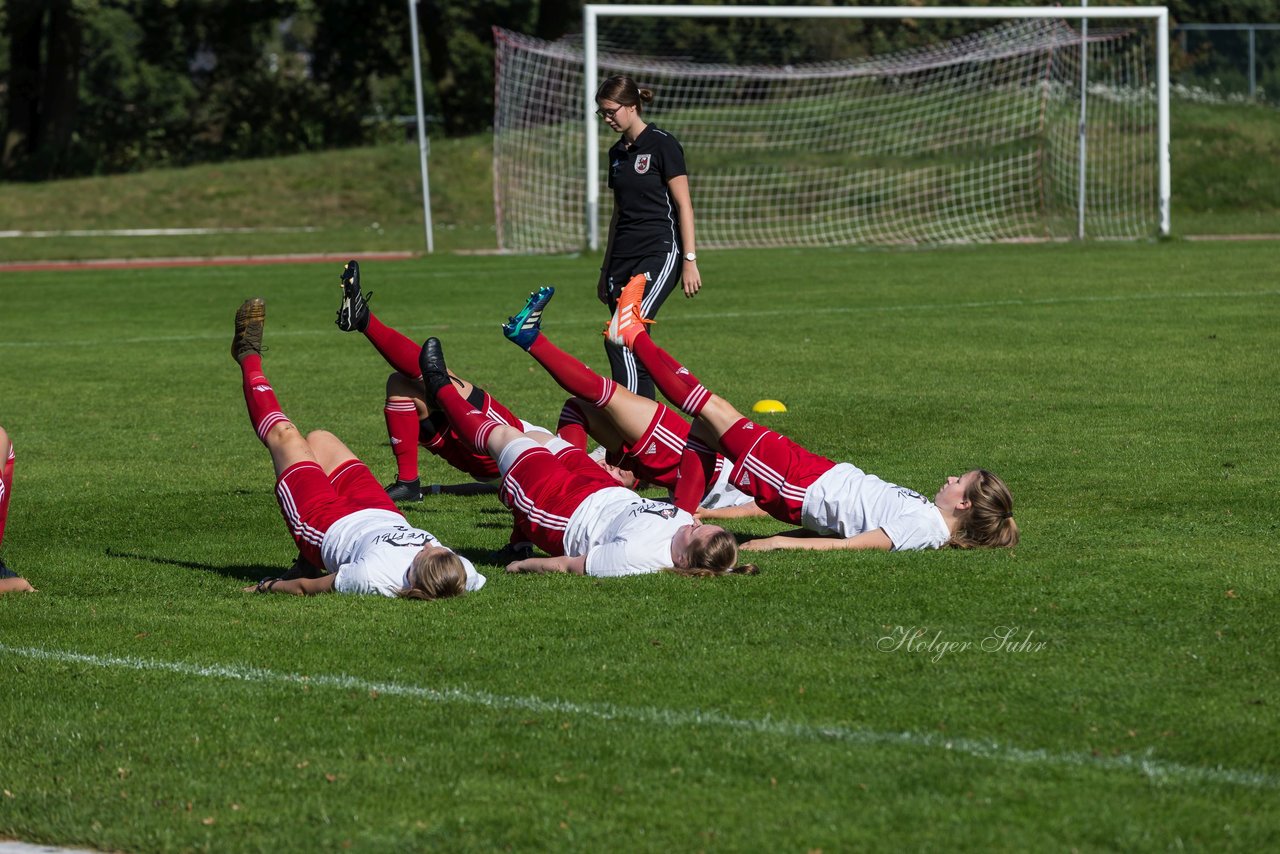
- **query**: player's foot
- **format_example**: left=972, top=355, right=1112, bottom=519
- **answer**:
left=232, top=298, right=266, bottom=362
left=385, top=478, right=425, bottom=503
left=502, top=286, right=555, bottom=350
left=278, top=552, right=328, bottom=581
left=604, top=273, right=652, bottom=348
left=488, top=541, right=535, bottom=565
left=418, top=337, right=452, bottom=405
left=0, top=557, right=18, bottom=580
left=335, top=260, right=372, bottom=332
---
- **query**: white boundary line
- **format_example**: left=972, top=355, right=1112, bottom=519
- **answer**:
left=2, top=287, right=1275, bottom=350
left=2, top=643, right=1274, bottom=791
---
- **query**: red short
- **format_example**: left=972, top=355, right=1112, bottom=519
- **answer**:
left=499, top=444, right=618, bottom=556
left=619, top=405, right=690, bottom=488
left=275, top=458, right=401, bottom=567
left=718, top=418, right=836, bottom=525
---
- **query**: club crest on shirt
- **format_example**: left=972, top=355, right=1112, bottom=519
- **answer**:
left=634, top=154, right=652, bottom=174
left=634, top=501, right=678, bottom=520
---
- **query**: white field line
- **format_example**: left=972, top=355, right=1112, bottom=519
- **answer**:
left=1, top=288, right=1277, bottom=351
left=3, top=643, right=1275, bottom=791
left=0, top=227, right=319, bottom=238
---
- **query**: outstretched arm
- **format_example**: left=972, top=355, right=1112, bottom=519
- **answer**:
left=243, top=575, right=337, bottom=595
left=696, top=500, right=768, bottom=521
left=506, top=555, right=587, bottom=575
left=598, top=206, right=620, bottom=304
left=740, top=528, right=893, bottom=552
left=667, top=175, right=700, bottom=297
left=0, top=576, right=35, bottom=594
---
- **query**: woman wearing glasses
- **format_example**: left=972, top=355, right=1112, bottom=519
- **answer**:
left=595, top=74, right=702, bottom=401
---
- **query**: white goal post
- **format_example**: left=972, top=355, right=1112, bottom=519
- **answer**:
left=493, top=5, right=1169, bottom=252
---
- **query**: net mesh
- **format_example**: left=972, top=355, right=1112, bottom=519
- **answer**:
left=493, top=17, right=1158, bottom=252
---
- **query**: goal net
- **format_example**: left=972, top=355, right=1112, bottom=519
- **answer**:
left=493, top=8, right=1167, bottom=253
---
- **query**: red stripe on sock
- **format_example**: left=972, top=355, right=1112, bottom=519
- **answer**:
left=0, top=444, right=12, bottom=548
left=631, top=334, right=707, bottom=417
left=530, top=335, right=616, bottom=409
left=384, top=399, right=421, bottom=482
left=241, top=359, right=290, bottom=445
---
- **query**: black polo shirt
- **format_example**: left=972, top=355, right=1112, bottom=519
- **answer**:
left=606, top=124, right=688, bottom=253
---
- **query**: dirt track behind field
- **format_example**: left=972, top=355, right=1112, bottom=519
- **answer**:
left=3, top=234, right=1278, bottom=274
left=2, top=251, right=418, bottom=273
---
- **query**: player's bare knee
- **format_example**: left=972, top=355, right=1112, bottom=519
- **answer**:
left=303, top=428, right=341, bottom=452
left=386, top=371, right=422, bottom=398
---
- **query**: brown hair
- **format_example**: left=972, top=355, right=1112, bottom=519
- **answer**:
left=948, top=469, right=1019, bottom=549
left=399, top=548, right=468, bottom=600
left=596, top=75, right=654, bottom=114
left=667, top=528, right=759, bottom=577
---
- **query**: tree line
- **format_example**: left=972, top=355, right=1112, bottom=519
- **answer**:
left=1, top=0, right=1273, bottom=182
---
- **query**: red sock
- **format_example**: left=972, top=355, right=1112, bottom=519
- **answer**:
left=529, top=335, right=616, bottom=409
left=556, top=399, right=589, bottom=451
left=240, top=355, right=292, bottom=444
left=631, top=334, right=711, bottom=417
left=364, top=315, right=423, bottom=378
left=435, top=384, right=499, bottom=454
left=0, top=443, right=13, bottom=549
left=384, top=399, right=421, bottom=482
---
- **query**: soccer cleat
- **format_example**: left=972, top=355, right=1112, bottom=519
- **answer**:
left=335, top=260, right=372, bottom=333
left=418, top=337, right=453, bottom=406
left=488, top=541, right=535, bottom=565
left=604, top=273, right=652, bottom=348
left=278, top=552, right=328, bottom=581
left=502, top=286, right=555, bottom=350
left=0, top=557, right=18, bottom=580
left=232, top=298, right=266, bottom=362
left=384, top=478, right=425, bottom=503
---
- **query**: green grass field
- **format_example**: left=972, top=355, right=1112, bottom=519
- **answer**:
left=1, top=241, right=1277, bottom=851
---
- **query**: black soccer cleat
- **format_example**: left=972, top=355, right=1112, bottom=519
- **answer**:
left=385, top=478, right=425, bottom=503
left=232, top=298, right=266, bottom=362
left=335, top=260, right=372, bottom=333
left=418, top=337, right=453, bottom=406
left=278, top=552, right=328, bottom=581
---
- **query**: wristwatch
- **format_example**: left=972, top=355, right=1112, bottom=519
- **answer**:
left=684, top=252, right=697, bottom=262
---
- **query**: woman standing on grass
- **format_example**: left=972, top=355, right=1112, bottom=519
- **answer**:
left=605, top=279, right=1020, bottom=552
left=0, top=425, right=34, bottom=594
left=418, top=336, right=754, bottom=578
left=230, top=298, right=486, bottom=599
left=596, top=75, right=703, bottom=400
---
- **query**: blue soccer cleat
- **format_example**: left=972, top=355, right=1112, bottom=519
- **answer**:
left=502, top=286, right=555, bottom=350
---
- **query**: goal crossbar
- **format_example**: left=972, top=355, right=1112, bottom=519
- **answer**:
left=582, top=4, right=1170, bottom=248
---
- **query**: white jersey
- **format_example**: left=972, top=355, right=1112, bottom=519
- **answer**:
left=563, top=487, right=693, bottom=577
left=322, top=509, right=486, bottom=596
left=698, top=458, right=757, bottom=511
left=802, top=463, right=950, bottom=551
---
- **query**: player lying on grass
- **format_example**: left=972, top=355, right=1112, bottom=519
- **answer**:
left=419, top=336, right=757, bottom=578
left=231, top=298, right=486, bottom=598
left=606, top=279, right=1019, bottom=552
left=333, top=260, right=554, bottom=503
left=0, top=424, right=34, bottom=594
left=501, top=283, right=759, bottom=517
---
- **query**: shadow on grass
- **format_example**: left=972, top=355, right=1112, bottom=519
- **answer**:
left=105, top=547, right=279, bottom=581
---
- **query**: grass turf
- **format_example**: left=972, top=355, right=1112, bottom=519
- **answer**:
left=0, top=241, right=1277, bottom=851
